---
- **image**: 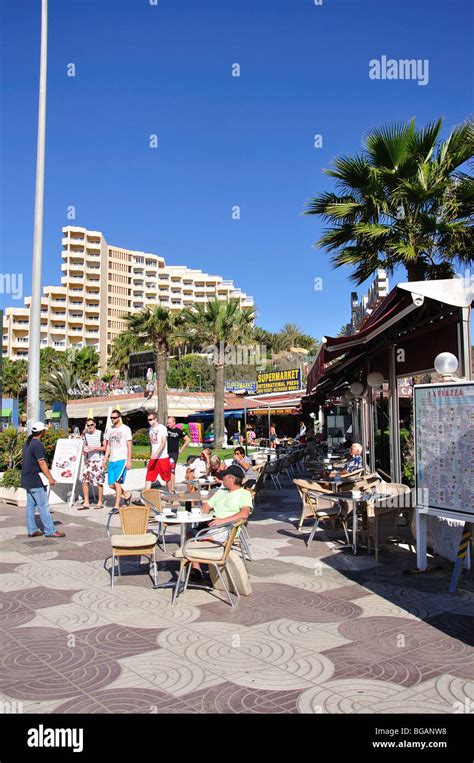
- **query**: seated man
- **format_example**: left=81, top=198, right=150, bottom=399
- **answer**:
left=330, top=442, right=363, bottom=477
left=185, top=450, right=210, bottom=481
left=189, top=465, right=253, bottom=580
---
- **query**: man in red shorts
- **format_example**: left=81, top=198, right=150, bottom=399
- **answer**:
left=145, top=412, right=172, bottom=491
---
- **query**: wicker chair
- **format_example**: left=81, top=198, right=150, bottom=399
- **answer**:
left=294, top=478, right=335, bottom=530
left=172, top=519, right=244, bottom=607
left=141, top=488, right=180, bottom=551
left=107, top=505, right=158, bottom=589
left=364, top=483, right=412, bottom=561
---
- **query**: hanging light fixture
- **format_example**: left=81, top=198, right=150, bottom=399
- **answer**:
left=367, top=371, right=384, bottom=388
left=344, top=389, right=355, bottom=402
left=349, top=381, right=364, bottom=397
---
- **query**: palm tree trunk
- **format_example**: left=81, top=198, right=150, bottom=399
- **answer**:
left=405, top=261, right=428, bottom=281
left=214, top=362, right=225, bottom=447
left=155, top=343, right=168, bottom=423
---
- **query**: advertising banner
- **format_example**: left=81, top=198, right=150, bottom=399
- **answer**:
left=256, top=368, right=302, bottom=394
left=225, top=381, right=257, bottom=393
left=50, top=438, right=83, bottom=484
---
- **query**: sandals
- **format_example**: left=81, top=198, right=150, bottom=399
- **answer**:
left=77, top=505, right=91, bottom=511
left=123, top=493, right=132, bottom=506
left=94, top=505, right=104, bottom=510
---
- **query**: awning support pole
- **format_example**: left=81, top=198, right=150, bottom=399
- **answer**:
left=360, top=396, right=368, bottom=472
left=367, top=387, right=376, bottom=473
left=388, top=344, right=401, bottom=483
left=459, top=306, right=472, bottom=380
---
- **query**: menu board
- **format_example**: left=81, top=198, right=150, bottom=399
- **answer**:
left=414, top=382, right=474, bottom=515
left=50, top=438, right=83, bottom=484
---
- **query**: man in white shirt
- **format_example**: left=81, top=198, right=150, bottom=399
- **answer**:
left=104, top=409, right=133, bottom=509
left=185, top=449, right=211, bottom=481
left=145, top=411, right=172, bottom=490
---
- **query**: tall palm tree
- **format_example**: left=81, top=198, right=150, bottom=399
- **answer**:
left=41, top=367, right=79, bottom=405
left=2, top=359, right=27, bottom=398
left=124, top=307, right=185, bottom=422
left=182, top=300, right=256, bottom=447
left=305, top=118, right=473, bottom=283
left=107, top=330, right=147, bottom=377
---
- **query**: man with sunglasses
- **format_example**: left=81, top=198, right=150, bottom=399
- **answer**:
left=104, top=410, right=133, bottom=508
left=80, top=418, right=106, bottom=510
left=145, top=412, right=172, bottom=491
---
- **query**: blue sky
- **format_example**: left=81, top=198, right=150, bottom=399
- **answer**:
left=0, top=0, right=472, bottom=339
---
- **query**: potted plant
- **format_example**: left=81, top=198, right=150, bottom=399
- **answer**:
left=0, top=468, right=26, bottom=507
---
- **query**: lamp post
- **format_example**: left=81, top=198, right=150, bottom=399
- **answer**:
left=367, top=371, right=384, bottom=473
left=234, top=391, right=249, bottom=455
left=27, top=0, right=48, bottom=431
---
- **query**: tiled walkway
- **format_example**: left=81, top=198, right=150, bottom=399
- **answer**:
left=1, top=483, right=473, bottom=714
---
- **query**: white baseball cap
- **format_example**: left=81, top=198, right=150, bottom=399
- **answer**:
left=31, top=421, right=46, bottom=433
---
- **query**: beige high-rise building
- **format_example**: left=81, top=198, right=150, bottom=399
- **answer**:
left=2, top=226, right=254, bottom=369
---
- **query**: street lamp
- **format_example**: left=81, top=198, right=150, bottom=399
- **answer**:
left=27, top=0, right=48, bottom=431
left=434, top=352, right=459, bottom=378
left=234, top=390, right=249, bottom=455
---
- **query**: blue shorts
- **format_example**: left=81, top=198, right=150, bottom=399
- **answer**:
left=108, top=460, right=127, bottom=485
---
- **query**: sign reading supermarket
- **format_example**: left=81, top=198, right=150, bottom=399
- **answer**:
left=256, top=368, right=302, bottom=394
left=225, top=381, right=257, bottom=393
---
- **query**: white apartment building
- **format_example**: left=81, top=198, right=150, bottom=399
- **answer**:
left=2, top=226, right=254, bottom=369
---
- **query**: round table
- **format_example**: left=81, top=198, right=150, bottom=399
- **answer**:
left=160, top=510, right=212, bottom=548
left=161, top=489, right=217, bottom=511
left=152, top=509, right=212, bottom=590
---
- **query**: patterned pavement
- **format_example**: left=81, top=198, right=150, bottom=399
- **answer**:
left=0, top=480, right=473, bottom=715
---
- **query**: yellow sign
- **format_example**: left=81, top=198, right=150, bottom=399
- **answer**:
left=252, top=408, right=294, bottom=415
left=256, top=368, right=301, bottom=394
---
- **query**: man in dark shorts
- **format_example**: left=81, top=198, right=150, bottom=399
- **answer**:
left=166, top=416, right=190, bottom=490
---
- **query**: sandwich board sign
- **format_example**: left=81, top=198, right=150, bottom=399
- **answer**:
left=50, top=438, right=83, bottom=507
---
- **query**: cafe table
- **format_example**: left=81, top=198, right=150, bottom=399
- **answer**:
left=336, top=490, right=388, bottom=555
left=161, top=488, right=217, bottom=511
left=152, top=507, right=213, bottom=590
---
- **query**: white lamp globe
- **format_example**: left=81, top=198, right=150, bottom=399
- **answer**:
left=434, top=352, right=459, bottom=376
left=344, top=390, right=355, bottom=402
left=349, top=382, right=364, bottom=397
left=367, top=371, right=384, bottom=388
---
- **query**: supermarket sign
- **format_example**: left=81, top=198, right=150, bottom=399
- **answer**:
left=225, top=380, right=257, bottom=393
left=256, top=368, right=302, bottom=394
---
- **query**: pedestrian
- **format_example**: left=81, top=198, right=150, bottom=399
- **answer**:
left=79, top=418, right=106, bottom=510
left=104, top=410, right=133, bottom=509
left=233, top=446, right=257, bottom=487
left=21, top=422, right=65, bottom=538
left=166, top=416, right=190, bottom=491
left=145, top=412, right=172, bottom=491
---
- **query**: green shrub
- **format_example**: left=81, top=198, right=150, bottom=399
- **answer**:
left=1, top=468, right=22, bottom=489
left=0, top=427, right=26, bottom=470
left=132, top=428, right=149, bottom=446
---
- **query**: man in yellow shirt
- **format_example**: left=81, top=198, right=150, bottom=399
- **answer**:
left=190, top=465, right=252, bottom=581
